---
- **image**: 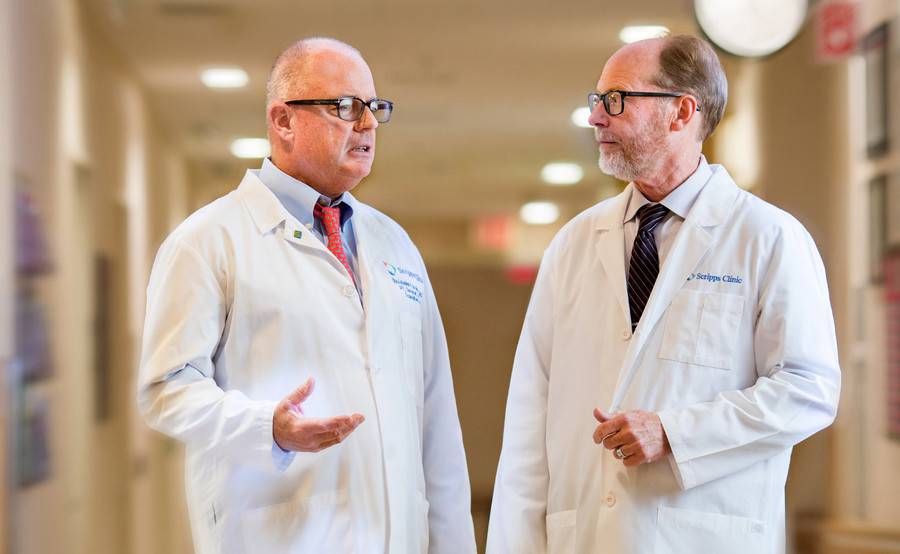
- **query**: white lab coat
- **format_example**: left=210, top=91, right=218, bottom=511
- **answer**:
left=138, top=170, right=476, bottom=554
left=487, top=165, right=840, bottom=554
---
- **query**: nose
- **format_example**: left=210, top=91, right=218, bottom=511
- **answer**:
left=355, top=106, right=379, bottom=131
left=588, top=103, right=608, bottom=128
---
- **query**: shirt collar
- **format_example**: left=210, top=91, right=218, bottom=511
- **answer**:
left=623, top=155, right=713, bottom=224
left=258, top=157, right=354, bottom=228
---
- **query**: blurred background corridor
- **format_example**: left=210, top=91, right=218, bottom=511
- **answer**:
left=1, top=0, right=900, bottom=552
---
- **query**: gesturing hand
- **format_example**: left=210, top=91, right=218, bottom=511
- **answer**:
left=592, top=408, right=671, bottom=467
left=273, top=377, right=365, bottom=452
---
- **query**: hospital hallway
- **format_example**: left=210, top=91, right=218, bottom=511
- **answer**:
left=1, top=0, right=899, bottom=552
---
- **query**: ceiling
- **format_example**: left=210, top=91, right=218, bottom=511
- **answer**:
left=81, top=0, right=700, bottom=224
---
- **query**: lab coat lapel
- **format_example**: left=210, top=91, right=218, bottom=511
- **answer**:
left=282, top=220, right=329, bottom=254
left=594, top=188, right=632, bottom=328
left=238, top=170, right=331, bottom=256
left=609, top=167, right=741, bottom=411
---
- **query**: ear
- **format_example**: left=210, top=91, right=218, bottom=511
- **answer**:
left=669, top=95, right=699, bottom=133
left=268, top=103, right=294, bottom=144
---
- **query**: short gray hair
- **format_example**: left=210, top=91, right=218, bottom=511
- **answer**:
left=652, top=35, right=728, bottom=141
left=265, top=37, right=362, bottom=106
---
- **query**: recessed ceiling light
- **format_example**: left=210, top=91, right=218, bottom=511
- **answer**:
left=230, top=138, right=270, bottom=159
left=570, top=107, right=593, bottom=128
left=520, top=201, right=560, bottom=225
left=541, top=162, right=583, bottom=186
left=619, top=25, right=670, bottom=44
left=201, top=67, right=249, bottom=89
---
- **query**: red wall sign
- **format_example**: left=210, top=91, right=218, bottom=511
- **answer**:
left=816, top=1, right=858, bottom=61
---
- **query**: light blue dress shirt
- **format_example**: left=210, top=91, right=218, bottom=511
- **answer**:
left=257, top=157, right=362, bottom=293
left=623, top=155, right=714, bottom=269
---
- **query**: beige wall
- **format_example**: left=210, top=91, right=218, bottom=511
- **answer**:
left=0, top=0, right=12, bottom=552
left=10, top=0, right=65, bottom=550
left=748, top=20, right=851, bottom=529
left=5, top=1, right=191, bottom=553
left=830, top=0, right=900, bottom=538
left=738, top=3, right=900, bottom=553
left=428, top=265, right=533, bottom=550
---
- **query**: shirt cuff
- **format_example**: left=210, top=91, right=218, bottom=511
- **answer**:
left=262, top=400, right=295, bottom=472
left=271, top=441, right=296, bottom=472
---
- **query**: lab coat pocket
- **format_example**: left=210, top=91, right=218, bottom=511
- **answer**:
left=654, top=506, right=765, bottom=554
left=659, top=290, right=745, bottom=370
left=239, top=490, right=353, bottom=553
left=546, top=509, right=576, bottom=554
left=399, top=312, right=425, bottom=403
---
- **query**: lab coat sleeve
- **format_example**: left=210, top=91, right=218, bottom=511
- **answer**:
left=658, top=221, right=841, bottom=491
left=486, top=250, right=556, bottom=554
left=420, top=266, right=477, bottom=554
left=137, top=238, right=294, bottom=472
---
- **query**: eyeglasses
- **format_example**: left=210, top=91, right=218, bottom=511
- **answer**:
left=587, top=90, right=700, bottom=117
left=285, top=96, right=394, bottom=123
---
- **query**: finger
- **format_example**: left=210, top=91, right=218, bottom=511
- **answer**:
left=337, top=413, right=365, bottom=436
left=316, top=437, right=342, bottom=451
left=618, top=443, right=643, bottom=466
left=595, top=414, right=625, bottom=440
left=329, top=413, right=365, bottom=443
left=310, top=414, right=366, bottom=437
left=623, top=454, right=643, bottom=467
left=592, top=426, right=617, bottom=445
left=285, top=377, right=315, bottom=407
left=311, top=427, right=341, bottom=441
left=312, top=430, right=343, bottom=447
left=312, top=420, right=352, bottom=440
left=593, top=408, right=609, bottom=423
left=602, top=430, right=629, bottom=450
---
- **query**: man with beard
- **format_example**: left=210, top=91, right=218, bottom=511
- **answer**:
left=486, top=35, right=840, bottom=554
left=138, top=38, right=476, bottom=553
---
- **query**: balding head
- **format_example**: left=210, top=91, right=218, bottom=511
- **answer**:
left=265, top=37, right=379, bottom=198
left=266, top=37, right=364, bottom=107
left=606, top=37, right=667, bottom=76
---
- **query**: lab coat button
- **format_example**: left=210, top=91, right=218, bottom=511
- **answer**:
left=605, top=493, right=616, bottom=507
left=621, top=329, right=630, bottom=340
left=343, top=285, right=355, bottom=297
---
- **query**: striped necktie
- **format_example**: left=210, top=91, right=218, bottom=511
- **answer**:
left=313, top=203, right=355, bottom=285
left=627, top=203, right=669, bottom=329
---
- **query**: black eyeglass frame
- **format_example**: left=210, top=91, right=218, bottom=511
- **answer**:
left=285, top=96, right=394, bottom=123
left=588, top=90, right=701, bottom=116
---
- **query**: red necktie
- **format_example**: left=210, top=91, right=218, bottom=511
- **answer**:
left=313, top=203, right=355, bottom=285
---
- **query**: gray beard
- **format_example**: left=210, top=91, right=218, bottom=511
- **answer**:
left=598, top=107, right=669, bottom=182
left=598, top=141, right=664, bottom=182
left=598, top=149, right=642, bottom=182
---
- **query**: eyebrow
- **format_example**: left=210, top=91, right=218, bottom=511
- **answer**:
left=597, top=84, right=628, bottom=94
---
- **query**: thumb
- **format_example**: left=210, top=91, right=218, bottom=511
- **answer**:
left=286, top=377, right=315, bottom=407
left=593, top=408, right=610, bottom=423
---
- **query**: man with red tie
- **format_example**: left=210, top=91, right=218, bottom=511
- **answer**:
left=138, top=37, right=475, bottom=554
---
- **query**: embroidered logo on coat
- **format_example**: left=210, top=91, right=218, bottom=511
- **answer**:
left=687, top=272, right=743, bottom=284
left=383, top=261, right=424, bottom=303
